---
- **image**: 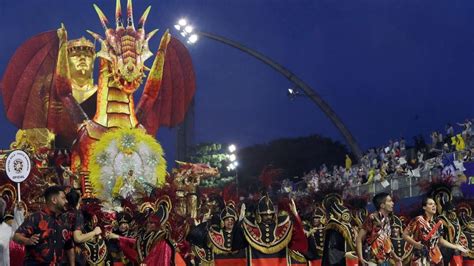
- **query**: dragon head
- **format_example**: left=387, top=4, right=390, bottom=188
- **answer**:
left=88, top=0, right=157, bottom=94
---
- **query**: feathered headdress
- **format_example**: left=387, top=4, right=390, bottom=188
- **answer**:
left=319, top=182, right=344, bottom=211
left=345, top=195, right=368, bottom=209
left=277, top=196, right=291, bottom=215
left=419, top=175, right=455, bottom=214
left=453, top=198, right=474, bottom=228
left=147, top=196, right=171, bottom=225
left=81, top=198, right=110, bottom=230
left=345, top=194, right=369, bottom=227
left=222, top=183, right=239, bottom=203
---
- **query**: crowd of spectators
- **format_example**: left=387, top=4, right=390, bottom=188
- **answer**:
left=297, top=118, right=473, bottom=196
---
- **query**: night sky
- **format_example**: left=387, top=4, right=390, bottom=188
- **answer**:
left=1, top=0, right=474, bottom=166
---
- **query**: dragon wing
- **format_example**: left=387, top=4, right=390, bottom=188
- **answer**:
left=136, top=34, right=196, bottom=136
left=1, top=30, right=79, bottom=146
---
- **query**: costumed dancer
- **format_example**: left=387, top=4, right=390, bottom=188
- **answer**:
left=402, top=196, right=467, bottom=265
left=233, top=194, right=308, bottom=266
left=75, top=198, right=111, bottom=266
left=321, top=193, right=358, bottom=266
left=390, top=214, right=413, bottom=265
left=209, top=203, right=246, bottom=265
left=356, top=192, right=401, bottom=266
left=188, top=193, right=225, bottom=265
left=304, top=206, right=326, bottom=266
left=188, top=202, right=246, bottom=266
left=108, top=210, right=134, bottom=266
left=107, top=197, right=175, bottom=266
left=457, top=202, right=474, bottom=265
left=65, top=189, right=102, bottom=265
left=431, top=183, right=464, bottom=265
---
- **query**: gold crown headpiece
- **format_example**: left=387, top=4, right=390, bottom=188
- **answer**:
left=67, top=37, right=95, bottom=54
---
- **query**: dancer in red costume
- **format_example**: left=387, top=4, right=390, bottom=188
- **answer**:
left=356, top=192, right=401, bottom=266
left=403, top=197, right=467, bottom=265
left=107, top=197, right=175, bottom=266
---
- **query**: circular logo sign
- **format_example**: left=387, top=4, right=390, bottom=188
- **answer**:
left=6, top=150, right=31, bottom=183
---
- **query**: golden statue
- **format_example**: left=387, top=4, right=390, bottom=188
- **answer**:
left=67, top=37, right=97, bottom=105
left=172, top=161, right=219, bottom=219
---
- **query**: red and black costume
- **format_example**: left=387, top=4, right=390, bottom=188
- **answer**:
left=233, top=195, right=308, bottom=266
left=188, top=203, right=247, bottom=266
left=117, top=197, right=175, bottom=266
left=108, top=211, right=134, bottom=266
left=405, top=215, right=444, bottom=265
left=361, top=211, right=393, bottom=264
left=430, top=185, right=464, bottom=266
left=16, top=207, right=74, bottom=265
left=438, top=204, right=463, bottom=266
left=79, top=202, right=111, bottom=266
left=187, top=195, right=225, bottom=266
left=208, top=204, right=246, bottom=266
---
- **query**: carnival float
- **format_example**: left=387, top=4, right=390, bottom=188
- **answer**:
left=0, top=1, right=220, bottom=263
left=1, top=1, right=474, bottom=265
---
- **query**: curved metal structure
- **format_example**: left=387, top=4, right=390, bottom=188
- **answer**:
left=198, top=31, right=363, bottom=159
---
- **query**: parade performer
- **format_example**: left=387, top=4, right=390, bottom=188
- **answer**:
left=173, top=161, right=219, bottom=219
left=304, top=206, right=326, bottom=266
left=13, top=186, right=75, bottom=265
left=107, top=197, right=175, bottom=265
left=438, top=202, right=464, bottom=265
left=187, top=194, right=226, bottom=265
left=432, top=185, right=464, bottom=265
left=65, top=189, right=103, bottom=265
left=74, top=198, right=114, bottom=266
left=321, top=193, right=358, bottom=266
left=209, top=203, right=246, bottom=265
left=233, top=194, right=308, bottom=266
left=188, top=202, right=246, bottom=266
left=419, top=176, right=467, bottom=265
left=109, top=211, right=135, bottom=266
left=356, top=192, right=401, bottom=266
left=403, top=197, right=467, bottom=265
left=457, top=202, right=474, bottom=265
left=390, top=214, right=413, bottom=265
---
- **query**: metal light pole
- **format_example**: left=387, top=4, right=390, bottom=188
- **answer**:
left=227, top=144, right=239, bottom=195
left=175, top=20, right=363, bottom=160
